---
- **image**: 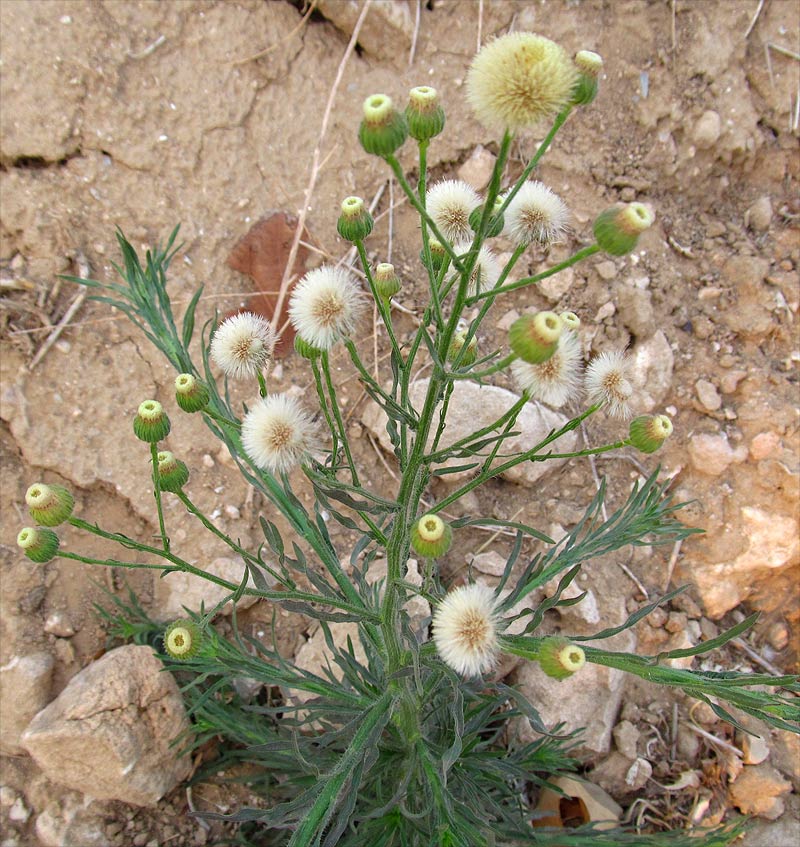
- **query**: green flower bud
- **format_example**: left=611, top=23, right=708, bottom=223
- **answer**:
left=17, top=526, right=59, bottom=563
left=163, top=619, right=203, bottom=660
left=594, top=203, right=654, bottom=256
left=405, top=85, right=445, bottom=142
left=538, top=636, right=586, bottom=680
left=447, top=329, right=478, bottom=367
left=411, top=513, right=452, bottom=558
left=294, top=334, right=322, bottom=360
left=469, top=196, right=504, bottom=238
left=421, top=239, right=447, bottom=271
left=156, top=451, right=190, bottom=493
left=359, top=94, right=408, bottom=157
left=25, top=483, right=74, bottom=527
left=508, top=311, right=563, bottom=364
left=337, top=195, right=374, bottom=243
left=559, top=311, right=581, bottom=332
left=629, top=414, right=673, bottom=454
left=133, top=400, right=171, bottom=443
left=374, top=262, right=401, bottom=300
left=572, top=50, right=603, bottom=105
left=175, top=373, right=210, bottom=413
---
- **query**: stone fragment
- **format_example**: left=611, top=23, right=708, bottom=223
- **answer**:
left=534, top=776, right=622, bottom=829
left=613, top=720, right=639, bottom=759
left=315, top=0, right=412, bottom=58
left=746, top=196, right=772, bottom=232
left=749, top=431, right=781, bottom=460
left=720, top=369, right=747, bottom=394
left=0, top=651, right=54, bottom=755
left=538, top=266, right=575, bottom=302
left=630, top=330, right=673, bottom=411
left=468, top=551, right=507, bottom=577
left=34, top=794, right=111, bottom=847
left=362, top=379, right=577, bottom=486
left=687, top=432, right=745, bottom=476
left=21, top=645, right=192, bottom=806
left=740, top=730, right=770, bottom=766
left=625, top=757, right=652, bottom=791
left=595, top=260, right=617, bottom=281
left=692, top=110, right=721, bottom=149
left=615, top=284, right=655, bottom=338
left=457, top=145, right=496, bottom=190
left=729, top=764, right=791, bottom=820
left=152, top=555, right=263, bottom=619
left=695, top=378, right=721, bottom=411
left=43, top=611, right=76, bottom=638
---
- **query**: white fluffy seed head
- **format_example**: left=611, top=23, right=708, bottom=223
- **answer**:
left=210, top=313, right=276, bottom=379
left=453, top=242, right=502, bottom=294
left=585, top=350, right=634, bottom=419
left=504, top=181, right=569, bottom=246
left=511, top=330, right=583, bottom=407
left=241, top=394, right=317, bottom=475
left=432, top=583, right=500, bottom=677
left=289, top=266, right=366, bottom=351
left=426, top=180, right=481, bottom=244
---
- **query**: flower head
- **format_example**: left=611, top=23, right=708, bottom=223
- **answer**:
left=426, top=180, right=480, bottom=244
left=210, top=312, right=276, bottom=380
left=289, top=266, right=365, bottom=351
left=241, top=394, right=317, bottom=475
left=511, top=329, right=582, bottom=407
left=25, top=483, right=74, bottom=526
left=504, top=181, right=569, bottom=246
left=433, top=583, right=500, bottom=676
left=164, top=619, right=203, bottom=661
left=585, top=350, right=634, bottom=418
left=453, top=241, right=501, bottom=294
left=466, top=32, right=579, bottom=131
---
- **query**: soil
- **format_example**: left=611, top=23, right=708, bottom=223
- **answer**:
left=1, top=1, right=798, bottom=845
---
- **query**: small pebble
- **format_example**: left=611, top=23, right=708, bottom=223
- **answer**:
left=595, top=301, right=616, bottom=321
left=8, top=799, right=29, bottom=823
left=202, top=454, right=215, bottom=468
left=665, top=611, right=688, bottom=633
left=44, top=611, right=75, bottom=638
left=767, top=621, right=790, bottom=651
left=693, top=110, right=721, bottom=149
left=749, top=431, right=781, bottom=461
left=720, top=370, right=747, bottom=394
left=595, top=260, right=617, bottom=281
left=746, top=196, right=772, bottom=232
left=223, top=504, right=240, bottom=520
left=457, top=145, right=496, bottom=190
left=695, top=378, right=721, bottom=411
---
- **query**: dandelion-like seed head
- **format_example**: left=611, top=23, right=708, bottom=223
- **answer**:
left=241, top=394, right=317, bottom=475
left=511, top=329, right=583, bottom=408
left=289, top=266, right=365, bottom=351
left=453, top=241, right=501, bottom=294
left=433, top=583, right=500, bottom=677
left=504, top=181, right=569, bottom=246
left=210, top=313, right=276, bottom=380
left=466, top=32, right=579, bottom=131
left=585, top=350, right=634, bottom=419
left=426, top=180, right=481, bottom=244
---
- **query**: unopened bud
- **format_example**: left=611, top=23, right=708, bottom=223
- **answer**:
left=629, top=414, right=673, bottom=454
left=422, top=239, right=448, bottom=271
left=133, top=400, right=171, bottom=443
left=163, top=619, right=203, bottom=660
left=594, top=203, right=655, bottom=256
left=538, top=637, right=586, bottom=680
left=572, top=50, right=603, bottom=105
left=25, top=483, right=74, bottom=526
left=374, top=262, right=401, bottom=300
left=294, top=335, right=322, bottom=360
left=447, top=329, right=478, bottom=367
left=411, top=513, right=453, bottom=558
left=508, top=311, right=563, bottom=364
left=359, top=94, right=408, bottom=157
left=17, top=526, right=59, bottom=563
left=406, top=86, right=445, bottom=142
left=559, top=311, right=581, bottom=332
left=337, top=196, right=374, bottom=242
left=469, top=195, right=505, bottom=238
left=156, top=451, right=190, bottom=493
left=175, top=373, right=210, bottom=413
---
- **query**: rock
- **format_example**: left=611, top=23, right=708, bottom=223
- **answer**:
left=767, top=621, right=790, bottom=651
left=0, top=651, right=54, bottom=755
left=457, top=145, right=496, bottom=190
left=772, top=730, right=800, bottom=790
left=613, top=720, right=639, bottom=759
left=595, top=260, right=617, bottom=281
left=738, top=794, right=800, bottom=847
left=34, top=795, right=111, bottom=847
left=534, top=776, right=622, bottom=829
left=729, top=764, right=792, bottom=820
left=749, top=431, right=782, bottom=460
left=21, top=645, right=192, bottom=806
left=152, top=555, right=263, bottom=619
left=542, top=577, right=601, bottom=629
left=720, top=369, right=747, bottom=394
left=746, top=196, right=772, bottom=232
left=740, top=730, right=770, bottom=766
left=630, top=330, right=673, bottom=411
left=8, top=797, right=29, bottom=823
left=362, top=379, right=577, bottom=486
left=315, top=1, right=412, bottom=59
left=43, top=611, right=76, bottom=638
left=693, top=110, right=721, bottom=149
left=538, top=266, right=575, bottom=302
left=468, top=550, right=507, bottom=577
left=721, top=256, right=773, bottom=338
left=695, top=378, right=722, bottom=411
left=615, top=284, right=655, bottom=338
left=625, top=757, right=652, bottom=792
left=687, top=432, right=745, bottom=476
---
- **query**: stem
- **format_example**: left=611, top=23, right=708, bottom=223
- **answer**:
left=449, top=352, right=517, bottom=380
left=355, top=240, right=403, bottom=363
left=202, top=407, right=241, bottom=429
left=321, top=352, right=360, bottom=486
left=257, top=371, right=268, bottom=398
left=311, top=357, right=340, bottom=468
left=150, top=443, right=169, bottom=552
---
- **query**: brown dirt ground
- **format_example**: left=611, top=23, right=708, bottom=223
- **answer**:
left=1, top=1, right=798, bottom=845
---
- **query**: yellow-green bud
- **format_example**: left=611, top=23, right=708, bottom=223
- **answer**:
left=133, top=400, right=171, bottom=443
left=422, top=239, right=447, bottom=271
left=294, top=335, right=322, bottom=360
left=374, top=262, right=401, bottom=300
left=156, top=451, right=190, bottom=493
left=25, top=483, right=74, bottom=527
left=175, top=373, right=210, bottom=413
left=559, top=311, right=581, bottom=332
left=17, top=526, right=59, bottom=563
left=508, top=311, right=563, bottom=364
left=359, top=94, right=408, bottom=157
left=163, top=619, right=202, bottom=660
left=538, top=637, right=586, bottom=680
left=594, top=203, right=655, bottom=256
left=469, top=195, right=505, bottom=238
left=629, top=414, right=673, bottom=454
left=337, top=196, right=374, bottom=242
left=406, top=85, right=445, bottom=142
left=572, top=50, right=603, bottom=105
left=411, top=513, right=452, bottom=558
left=447, top=330, right=478, bottom=367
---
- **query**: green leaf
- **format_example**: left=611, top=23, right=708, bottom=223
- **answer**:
left=181, top=283, right=204, bottom=349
